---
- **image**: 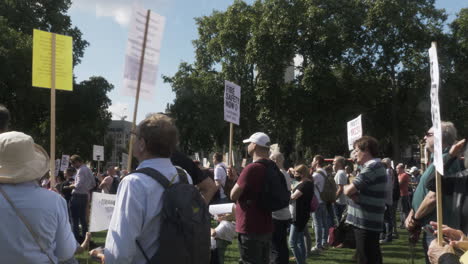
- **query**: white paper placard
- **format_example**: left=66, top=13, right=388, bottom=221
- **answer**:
left=89, top=192, right=116, bottom=232
left=122, top=5, right=166, bottom=100
left=347, top=115, right=362, bottom=150
left=429, top=43, right=443, bottom=175
left=224, top=80, right=241, bottom=125
left=209, top=203, right=234, bottom=216
left=60, top=155, right=70, bottom=171
left=93, top=145, right=104, bottom=161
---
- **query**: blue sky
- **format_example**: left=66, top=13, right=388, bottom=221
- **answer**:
left=69, top=0, right=466, bottom=123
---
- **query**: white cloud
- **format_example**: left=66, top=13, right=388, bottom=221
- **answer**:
left=71, top=0, right=132, bottom=27
left=109, top=102, right=130, bottom=120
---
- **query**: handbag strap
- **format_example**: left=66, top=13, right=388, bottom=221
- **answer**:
left=0, top=185, right=55, bottom=264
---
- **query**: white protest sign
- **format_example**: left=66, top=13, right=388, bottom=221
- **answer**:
left=429, top=43, right=443, bottom=175
left=203, top=158, right=208, bottom=168
left=195, top=152, right=200, bottom=161
left=122, top=5, right=166, bottom=100
left=89, top=192, right=116, bottom=232
left=54, top=159, right=60, bottom=177
left=60, top=155, right=70, bottom=171
left=121, top=153, right=129, bottom=169
left=93, top=145, right=104, bottom=161
left=224, top=81, right=241, bottom=125
left=347, top=115, right=363, bottom=150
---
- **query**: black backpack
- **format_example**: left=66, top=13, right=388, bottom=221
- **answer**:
left=255, top=159, right=290, bottom=211
left=109, top=176, right=120, bottom=195
left=134, top=167, right=211, bottom=264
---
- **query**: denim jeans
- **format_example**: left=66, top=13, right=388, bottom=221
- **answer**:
left=270, top=219, right=290, bottom=264
left=312, top=203, right=328, bottom=248
left=70, top=193, right=88, bottom=242
left=238, top=233, right=271, bottom=264
left=289, top=224, right=306, bottom=264
left=399, top=196, right=411, bottom=227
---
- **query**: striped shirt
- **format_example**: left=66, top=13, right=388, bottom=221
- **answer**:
left=346, top=159, right=387, bottom=232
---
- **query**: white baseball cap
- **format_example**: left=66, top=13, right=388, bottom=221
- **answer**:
left=242, top=132, right=271, bottom=147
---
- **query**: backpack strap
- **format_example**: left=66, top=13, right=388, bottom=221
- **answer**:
left=133, top=167, right=171, bottom=189
left=175, top=166, right=189, bottom=184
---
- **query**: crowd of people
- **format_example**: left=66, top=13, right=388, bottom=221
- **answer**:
left=0, top=102, right=468, bottom=264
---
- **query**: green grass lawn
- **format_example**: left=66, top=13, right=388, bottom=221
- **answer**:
left=77, top=218, right=427, bottom=263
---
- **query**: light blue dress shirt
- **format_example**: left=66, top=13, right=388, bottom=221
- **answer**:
left=0, top=181, right=78, bottom=263
left=103, top=158, right=192, bottom=264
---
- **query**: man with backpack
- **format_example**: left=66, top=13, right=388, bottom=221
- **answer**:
left=90, top=113, right=210, bottom=264
left=310, top=155, right=333, bottom=254
left=231, top=132, right=289, bottom=264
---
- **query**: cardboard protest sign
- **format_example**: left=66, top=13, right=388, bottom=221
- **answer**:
left=60, top=155, right=70, bottom=171
left=32, top=29, right=73, bottom=91
left=429, top=43, right=443, bottom=175
left=54, top=159, right=60, bottom=177
left=347, top=115, right=362, bottom=151
left=122, top=5, right=166, bottom=100
left=93, top=145, right=105, bottom=161
left=224, top=81, right=241, bottom=125
left=89, top=192, right=116, bottom=232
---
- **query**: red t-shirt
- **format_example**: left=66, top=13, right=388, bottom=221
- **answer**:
left=398, top=172, right=410, bottom=197
left=235, top=160, right=273, bottom=234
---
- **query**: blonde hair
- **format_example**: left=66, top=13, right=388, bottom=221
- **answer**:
left=294, top=164, right=309, bottom=178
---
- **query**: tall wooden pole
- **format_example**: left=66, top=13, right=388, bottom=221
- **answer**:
left=228, top=123, right=234, bottom=166
left=127, top=9, right=151, bottom=171
left=50, top=33, right=56, bottom=187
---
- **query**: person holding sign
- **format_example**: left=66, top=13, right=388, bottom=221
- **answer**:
left=407, top=122, right=462, bottom=263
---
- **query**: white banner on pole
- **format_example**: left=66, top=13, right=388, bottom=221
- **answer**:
left=89, top=192, right=116, bottom=232
left=122, top=5, right=166, bottom=100
left=60, top=155, right=70, bottom=171
left=93, top=145, right=104, bottom=161
left=54, top=159, right=60, bottom=177
left=224, top=81, right=241, bottom=125
left=429, top=43, right=443, bottom=175
left=121, top=153, right=129, bottom=169
left=347, top=115, right=363, bottom=150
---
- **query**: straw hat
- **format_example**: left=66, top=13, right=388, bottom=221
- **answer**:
left=0, top=131, right=49, bottom=184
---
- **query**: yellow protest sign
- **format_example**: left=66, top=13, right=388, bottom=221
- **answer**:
left=461, top=251, right=468, bottom=264
left=32, top=29, right=73, bottom=91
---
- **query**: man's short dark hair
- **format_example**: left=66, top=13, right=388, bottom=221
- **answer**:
left=353, top=136, right=379, bottom=157
left=138, top=113, right=178, bottom=158
left=66, top=167, right=76, bottom=174
left=0, top=104, right=10, bottom=131
left=70, top=155, right=83, bottom=163
left=314, top=155, right=325, bottom=167
left=214, top=152, right=223, bottom=163
left=334, top=156, right=346, bottom=167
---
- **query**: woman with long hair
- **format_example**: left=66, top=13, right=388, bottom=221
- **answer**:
left=289, top=164, right=315, bottom=264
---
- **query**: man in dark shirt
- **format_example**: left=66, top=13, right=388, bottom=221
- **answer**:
left=231, top=132, right=273, bottom=264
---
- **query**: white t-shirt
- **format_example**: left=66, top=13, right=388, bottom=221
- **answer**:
left=313, top=168, right=327, bottom=204
left=334, top=170, right=348, bottom=205
left=214, top=163, right=227, bottom=199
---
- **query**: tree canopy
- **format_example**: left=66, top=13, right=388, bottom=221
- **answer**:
left=0, top=0, right=114, bottom=162
left=166, top=0, right=468, bottom=164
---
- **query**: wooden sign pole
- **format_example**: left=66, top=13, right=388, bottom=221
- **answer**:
left=50, top=33, right=56, bottom=187
left=127, top=9, right=151, bottom=171
left=435, top=171, right=443, bottom=245
left=228, top=123, right=234, bottom=166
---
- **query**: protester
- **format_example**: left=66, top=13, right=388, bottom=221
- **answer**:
left=407, top=122, right=462, bottom=264
left=69, top=154, right=95, bottom=243
left=289, top=164, right=315, bottom=264
left=0, top=131, right=90, bottom=263
left=230, top=132, right=273, bottom=264
left=270, top=151, right=292, bottom=264
left=397, top=163, right=411, bottom=228
left=90, top=113, right=203, bottom=263
left=427, top=221, right=468, bottom=264
left=408, top=166, right=421, bottom=202
left=344, top=136, right=387, bottom=264
left=211, top=207, right=236, bottom=264
left=213, top=152, right=229, bottom=204
left=334, top=156, right=348, bottom=222
left=99, top=166, right=119, bottom=194
left=310, top=155, right=330, bottom=254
